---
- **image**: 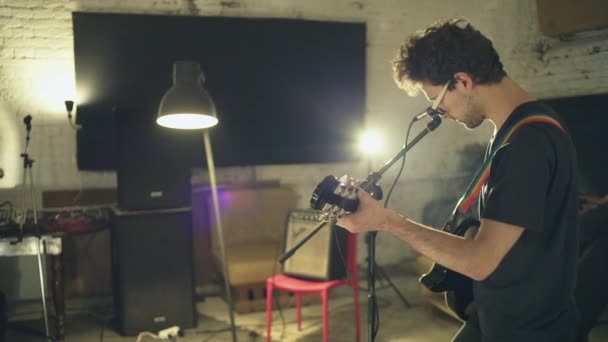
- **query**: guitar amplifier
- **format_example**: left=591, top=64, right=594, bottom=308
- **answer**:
left=282, top=209, right=348, bottom=280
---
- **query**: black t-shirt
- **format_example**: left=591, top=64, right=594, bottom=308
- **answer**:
left=475, top=101, right=580, bottom=341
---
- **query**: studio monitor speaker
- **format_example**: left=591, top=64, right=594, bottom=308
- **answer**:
left=114, top=106, right=193, bottom=211
left=110, top=208, right=196, bottom=336
left=282, top=209, right=348, bottom=280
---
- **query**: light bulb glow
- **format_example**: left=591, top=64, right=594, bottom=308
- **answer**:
left=156, top=113, right=218, bottom=129
left=358, top=130, right=383, bottom=156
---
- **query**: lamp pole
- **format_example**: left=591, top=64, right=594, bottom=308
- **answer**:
left=203, top=131, right=237, bottom=342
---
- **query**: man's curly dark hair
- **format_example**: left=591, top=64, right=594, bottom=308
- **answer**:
left=392, top=18, right=506, bottom=95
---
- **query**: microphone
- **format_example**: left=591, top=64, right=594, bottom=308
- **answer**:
left=413, top=107, right=444, bottom=122
left=23, top=115, right=32, bottom=131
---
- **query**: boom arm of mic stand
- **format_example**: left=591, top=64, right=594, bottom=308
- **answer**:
left=278, top=116, right=442, bottom=264
left=279, top=220, right=329, bottom=264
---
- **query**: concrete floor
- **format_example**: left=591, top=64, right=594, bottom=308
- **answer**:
left=5, top=266, right=608, bottom=342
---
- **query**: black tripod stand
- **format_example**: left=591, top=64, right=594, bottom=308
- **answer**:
left=363, top=232, right=411, bottom=308
left=358, top=180, right=411, bottom=342
left=354, top=116, right=442, bottom=341
left=360, top=158, right=412, bottom=310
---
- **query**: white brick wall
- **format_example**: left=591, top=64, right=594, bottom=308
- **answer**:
left=1, top=0, right=607, bottom=265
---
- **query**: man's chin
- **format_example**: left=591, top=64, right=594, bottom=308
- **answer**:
left=462, top=123, right=474, bottom=130
left=459, top=120, right=480, bottom=130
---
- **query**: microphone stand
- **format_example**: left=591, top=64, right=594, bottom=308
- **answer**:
left=14, top=115, right=33, bottom=244
left=279, top=115, right=442, bottom=341
left=13, top=115, right=52, bottom=341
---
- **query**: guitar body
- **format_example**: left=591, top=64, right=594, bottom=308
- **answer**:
left=419, top=216, right=479, bottom=320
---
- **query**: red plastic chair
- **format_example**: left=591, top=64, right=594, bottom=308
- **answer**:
left=265, top=232, right=360, bottom=342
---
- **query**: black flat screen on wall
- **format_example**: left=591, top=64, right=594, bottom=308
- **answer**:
left=72, top=12, right=366, bottom=169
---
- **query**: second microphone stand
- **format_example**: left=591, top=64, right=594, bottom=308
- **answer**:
left=14, top=115, right=52, bottom=341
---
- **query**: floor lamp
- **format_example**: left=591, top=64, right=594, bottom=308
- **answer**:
left=157, top=60, right=237, bottom=342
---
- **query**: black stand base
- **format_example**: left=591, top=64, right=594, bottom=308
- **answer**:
left=374, top=263, right=412, bottom=308
left=363, top=233, right=411, bottom=309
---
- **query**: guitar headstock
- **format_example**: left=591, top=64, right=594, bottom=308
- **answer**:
left=310, top=175, right=360, bottom=222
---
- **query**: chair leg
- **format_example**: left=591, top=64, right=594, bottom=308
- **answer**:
left=266, top=280, right=273, bottom=342
left=322, top=290, right=329, bottom=342
left=296, top=293, right=302, bottom=331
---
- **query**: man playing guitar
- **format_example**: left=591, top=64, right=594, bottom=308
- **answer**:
left=337, top=19, right=581, bottom=342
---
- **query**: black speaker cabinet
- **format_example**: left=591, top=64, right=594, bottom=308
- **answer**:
left=115, top=106, right=193, bottom=210
left=282, top=209, right=348, bottom=280
left=116, top=159, right=191, bottom=211
left=110, top=208, right=196, bottom=336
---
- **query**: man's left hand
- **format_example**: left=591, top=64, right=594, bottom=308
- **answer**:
left=336, top=189, right=394, bottom=233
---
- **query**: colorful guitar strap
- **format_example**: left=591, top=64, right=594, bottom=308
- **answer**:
left=455, top=113, right=565, bottom=216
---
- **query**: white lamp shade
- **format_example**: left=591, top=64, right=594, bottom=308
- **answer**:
left=157, top=61, right=218, bottom=129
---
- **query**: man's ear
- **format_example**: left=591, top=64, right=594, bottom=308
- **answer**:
left=453, top=72, right=475, bottom=92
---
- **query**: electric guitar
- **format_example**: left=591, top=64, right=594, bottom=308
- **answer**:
left=310, top=174, right=477, bottom=320
left=418, top=211, right=478, bottom=321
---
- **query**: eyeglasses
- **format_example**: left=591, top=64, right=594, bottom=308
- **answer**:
left=429, top=81, right=450, bottom=115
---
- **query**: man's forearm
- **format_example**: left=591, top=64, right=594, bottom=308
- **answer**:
left=381, top=211, right=490, bottom=281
